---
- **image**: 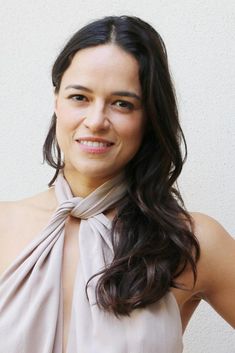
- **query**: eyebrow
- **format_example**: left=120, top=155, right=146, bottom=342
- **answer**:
left=65, top=84, right=141, bottom=101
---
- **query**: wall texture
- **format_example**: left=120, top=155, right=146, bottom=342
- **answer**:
left=0, top=0, right=234, bottom=352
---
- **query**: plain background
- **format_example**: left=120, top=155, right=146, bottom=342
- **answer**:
left=0, top=0, right=234, bottom=352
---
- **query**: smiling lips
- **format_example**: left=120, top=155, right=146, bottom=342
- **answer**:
left=76, top=137, right=114, bottom=154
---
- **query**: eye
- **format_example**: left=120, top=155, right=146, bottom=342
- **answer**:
left=113, top=100, right=134, bottom=111
left=68, top=94, right=88, bottom=102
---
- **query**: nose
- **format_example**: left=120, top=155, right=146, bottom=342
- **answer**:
left=84, top=103, right=110, bottom=132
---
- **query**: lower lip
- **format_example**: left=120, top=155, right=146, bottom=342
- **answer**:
left=76, top=141, right=113, bottom=154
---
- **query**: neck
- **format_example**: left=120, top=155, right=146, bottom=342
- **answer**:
left=63, top=169, right=116, bottom=198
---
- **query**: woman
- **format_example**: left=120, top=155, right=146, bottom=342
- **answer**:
left=0, top=15, right=234, bottom=353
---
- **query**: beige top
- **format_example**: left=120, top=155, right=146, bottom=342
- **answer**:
left=0, top=172, right=183, bottom=353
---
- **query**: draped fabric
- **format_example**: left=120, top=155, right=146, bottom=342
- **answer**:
left=0, top=172, right=183, bottom=353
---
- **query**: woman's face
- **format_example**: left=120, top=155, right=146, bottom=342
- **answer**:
left=55, top=44, right=145, bottom=183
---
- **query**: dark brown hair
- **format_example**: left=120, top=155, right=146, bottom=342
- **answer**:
left=43, top=15, right=200, bottom=317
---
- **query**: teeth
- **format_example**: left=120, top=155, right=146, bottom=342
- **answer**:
left=79, top=140, right=111, bottom=147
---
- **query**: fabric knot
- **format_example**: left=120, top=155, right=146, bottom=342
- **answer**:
left=0, top=171, right=183, bottom=353
left=55, top=172, right=127, bottom=220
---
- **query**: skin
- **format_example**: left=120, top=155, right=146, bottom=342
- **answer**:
left=0, top=44, right=235, bottom=350
left=54, top=44, right=145, bottom=197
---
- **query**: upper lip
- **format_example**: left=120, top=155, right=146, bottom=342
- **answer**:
left=76, top=137, right=114, bottom=144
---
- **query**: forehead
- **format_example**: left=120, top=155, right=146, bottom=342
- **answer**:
left=60, top=44, right=141, bottom=93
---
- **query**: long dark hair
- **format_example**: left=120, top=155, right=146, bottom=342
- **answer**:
left=43, top=15, right=200, bottom=317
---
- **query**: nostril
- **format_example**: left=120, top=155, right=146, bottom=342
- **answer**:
left=83, top=117, right=111, bottom=131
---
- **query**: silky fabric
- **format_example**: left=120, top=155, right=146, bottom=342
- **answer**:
left=0, top=172, right=183, bottom=353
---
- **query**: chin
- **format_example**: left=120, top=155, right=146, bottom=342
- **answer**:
left=81, top=168, right=119, bottom=180
left=68, top=162, right=120, bottom=180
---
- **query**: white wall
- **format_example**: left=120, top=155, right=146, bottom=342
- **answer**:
left=0, top=0, right=234, bottom=351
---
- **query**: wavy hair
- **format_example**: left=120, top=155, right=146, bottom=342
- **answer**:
left=43, top=16, right=200, bottom=317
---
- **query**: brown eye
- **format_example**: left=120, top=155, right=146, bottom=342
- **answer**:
left=69, top=94, right=88, bottom=101
left=114, top=100, right=134, bottom=110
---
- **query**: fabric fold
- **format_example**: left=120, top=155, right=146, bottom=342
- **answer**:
left=0, top=172, right=183, bottom=353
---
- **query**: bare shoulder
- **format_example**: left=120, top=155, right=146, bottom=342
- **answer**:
left=0, top=188, right=58, bottom=275
left=189, top=212, right=235, bottom=328
left=0, top=187, right=57, bottom=229
left=189, top=212, right=234, bottom=260
left=190, top=211, right=232, bottom=236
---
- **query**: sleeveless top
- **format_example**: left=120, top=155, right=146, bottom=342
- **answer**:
left=0, top=172, right=183, bottom=353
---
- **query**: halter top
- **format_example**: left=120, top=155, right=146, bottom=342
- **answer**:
left=0, top=173, right=183, bottom=353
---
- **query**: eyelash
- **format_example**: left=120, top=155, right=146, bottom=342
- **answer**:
left=113, top=100, right=134, bottom=110
left=68, top=95, right=134, bottom=111
left=69, top=94, right=87, bottom=102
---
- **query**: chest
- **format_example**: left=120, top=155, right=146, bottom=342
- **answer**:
left=62, top=217, right=80, bottom=352
left=60, top=216, right=185, bottom=351
left=0, top=208, right=198, bottom=351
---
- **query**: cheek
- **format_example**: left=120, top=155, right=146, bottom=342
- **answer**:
left=55, top=117, right=69, bottom=144
left=122, top=120, right=145, bottom=147
left=55, top=101, right=80, bottom=129
left=119, top=125, right=144, bottom=162
left=55, top=114, right=74, bottom=152
left=55, top=122, right=66, bottom=153
left=56, top=116, right=80, bottom=149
